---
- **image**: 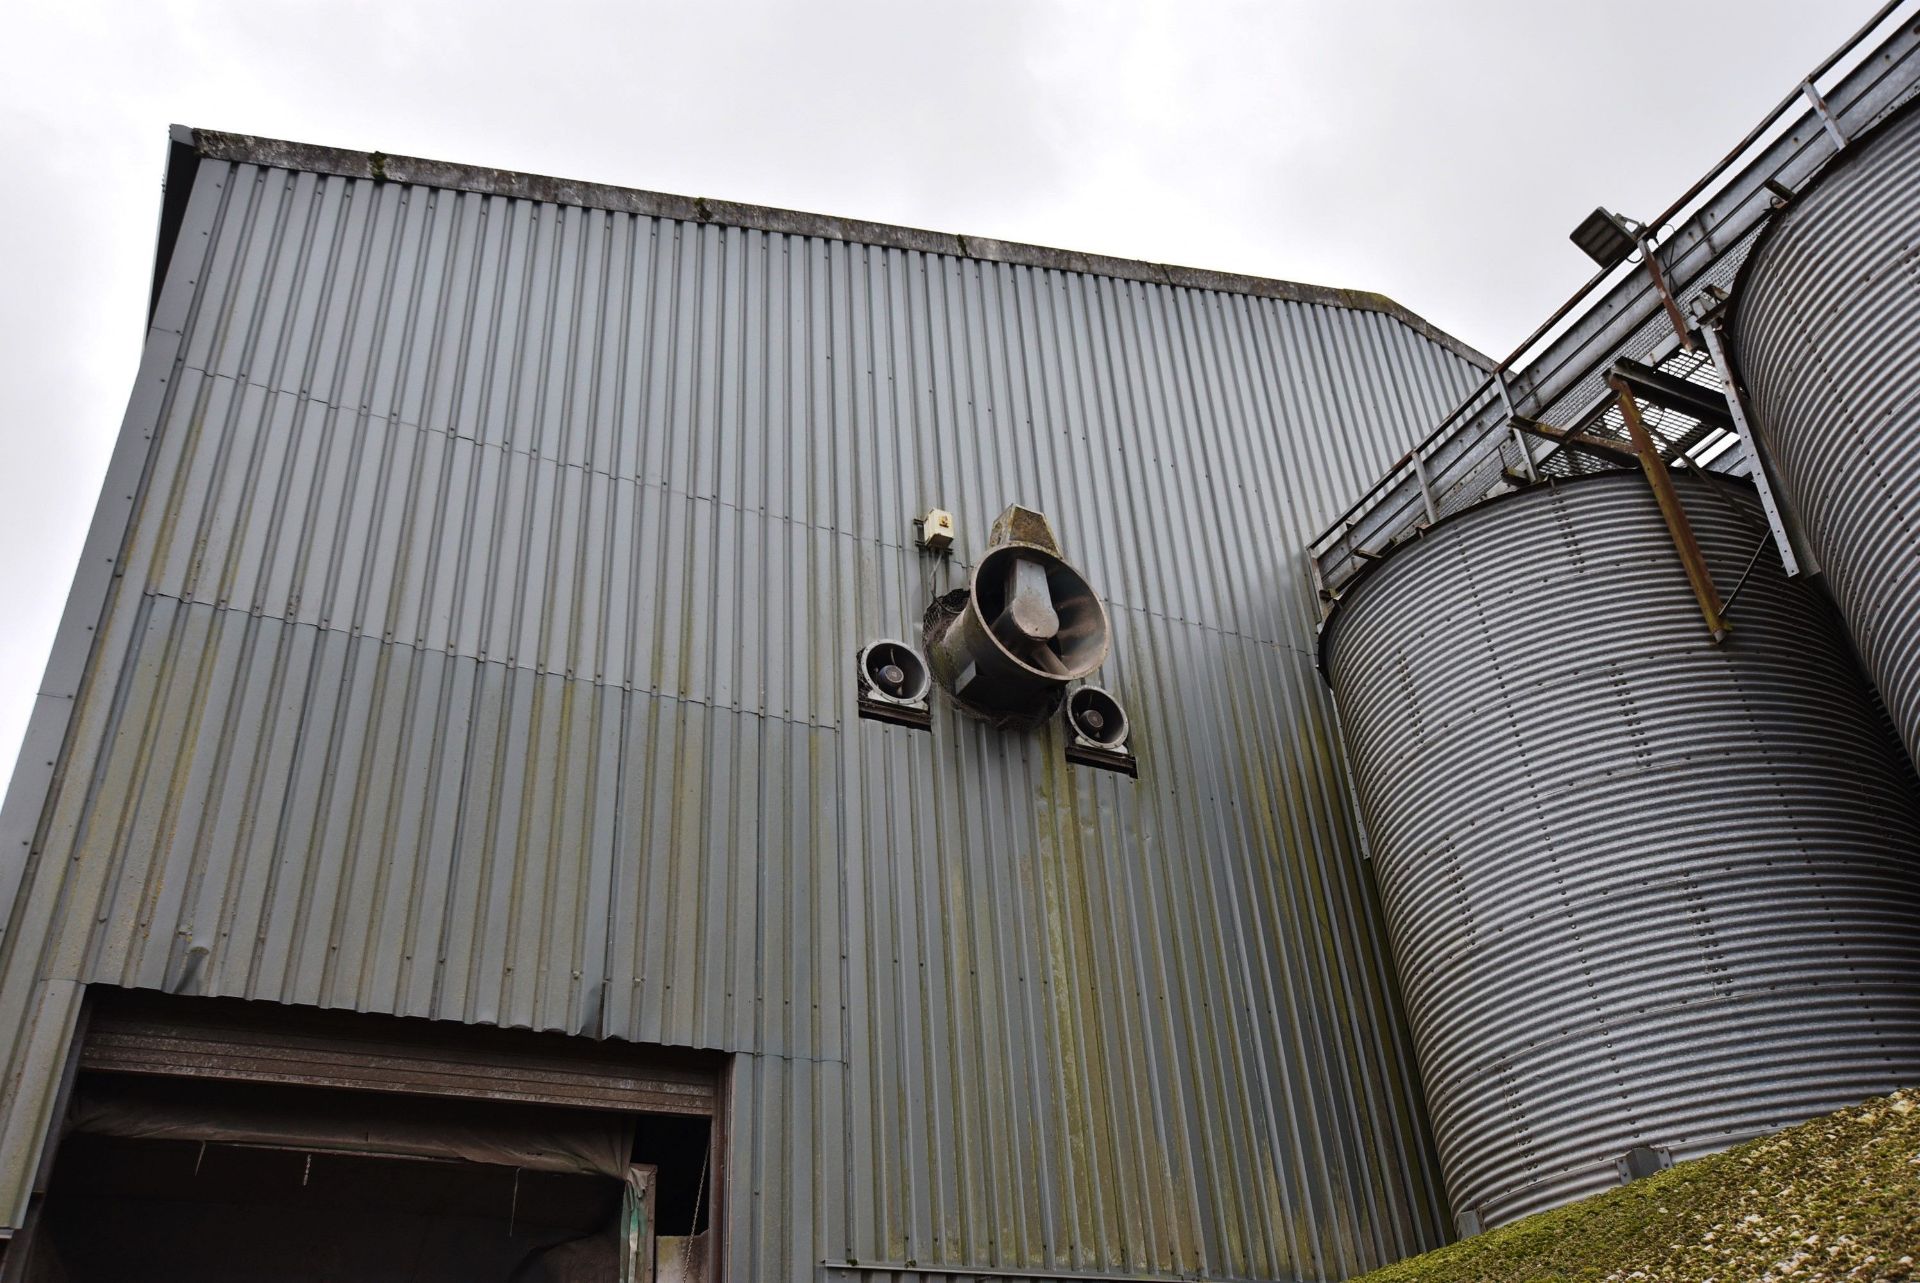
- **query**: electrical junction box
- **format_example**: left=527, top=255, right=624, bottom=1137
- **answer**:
left=916, top=508, right=956, bottom=553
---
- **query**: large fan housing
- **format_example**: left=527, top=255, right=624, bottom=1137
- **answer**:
left=926, top=542, right=1110, bottom=728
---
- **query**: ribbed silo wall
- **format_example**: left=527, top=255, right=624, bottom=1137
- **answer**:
left=1321, top=470, right=1920, bottom=1231
left=1735, top=102, right=1920, bottom=767
left=0, top=145, right=1489, bottom=1279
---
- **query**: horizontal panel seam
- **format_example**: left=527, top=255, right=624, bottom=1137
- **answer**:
left=131, top=590, right=843, bottom=732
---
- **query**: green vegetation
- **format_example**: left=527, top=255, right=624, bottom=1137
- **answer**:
left=1355, top=1088, right=1920, bottom=1283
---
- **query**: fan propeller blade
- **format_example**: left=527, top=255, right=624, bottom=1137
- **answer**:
left=1002, top=556, right=1059, bottom=640
left=990, top=555, right=1070, bottom=673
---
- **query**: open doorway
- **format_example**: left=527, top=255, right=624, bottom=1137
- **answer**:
left=31, top=1076, right=712, bottom=1283
left=12, top=993, right=721, bottom=1283
left=44, top=1128, right=618, bottom=1280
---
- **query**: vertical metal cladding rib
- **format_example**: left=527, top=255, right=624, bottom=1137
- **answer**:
left=1321, top=472, right=1920, bottom=1230
left=1735, top=99, right=1920, bottom=768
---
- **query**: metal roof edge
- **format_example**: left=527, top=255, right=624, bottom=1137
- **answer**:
left=159, top=124, right=1492, bottom=371
left=147, top=125, right=202, bottom=325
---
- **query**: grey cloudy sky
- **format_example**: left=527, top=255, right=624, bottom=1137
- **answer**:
left=0, top=0, right=1881, bottom=778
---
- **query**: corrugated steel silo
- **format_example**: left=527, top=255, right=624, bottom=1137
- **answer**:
left=1321, top=470, right=1920, bottom=1232
left=1735, top=101, right=1920, bottom=765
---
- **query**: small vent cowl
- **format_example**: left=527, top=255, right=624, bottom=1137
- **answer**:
left=1064, top=685, right=1137, bottom=776
left=1067, top=686, right=1129, bottom=749
left=856, top=639, right=933, bottom=729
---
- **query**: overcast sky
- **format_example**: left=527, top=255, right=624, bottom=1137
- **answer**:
left=0, top=0, right=1882, bottom=782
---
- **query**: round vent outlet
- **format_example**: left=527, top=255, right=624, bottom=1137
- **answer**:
left=970, top=545, right=1108, bottom=681
left=1067, top=686, right=1129, bottom=749
left=857, top=640, right=931, bottom=704
left=925, top=540, right=1112, bottom=729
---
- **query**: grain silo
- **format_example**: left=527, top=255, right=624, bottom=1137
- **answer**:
left=1320, top=470, right=1920, bottom=1232
left=1734, top=99, right=1920, bottom=766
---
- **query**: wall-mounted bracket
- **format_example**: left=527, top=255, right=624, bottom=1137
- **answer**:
left=857, top=698, right=931, bottom=730
left=1616, top=1144, right=1674, bottom=1184
left=1065, top=740, right=1138, bottom=777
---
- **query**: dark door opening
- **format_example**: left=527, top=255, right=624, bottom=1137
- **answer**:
left=42, top=1130, right=617, bottom=1282
left=12, top=993, right=722, bottom=1283
left=29, top=1074, right=713, bottom=1283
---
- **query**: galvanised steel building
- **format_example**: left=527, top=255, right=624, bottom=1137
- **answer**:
left=0, top=124, right=1486, bottom=1281
left=11, top=8, right=1920, bottom=1279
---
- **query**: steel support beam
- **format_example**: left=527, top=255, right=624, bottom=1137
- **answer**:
left=1698, top=322, right=1803, bottom=577
left=1508, top=422, right=1541, bottom=482
left=1800, top=78, right=1850, bottom=150
left=1641, top=240, right=1697, bottom=353
left=1411, top=451, right=1438, bottom=524
left=1609, top=375, right=1729, bottom=640
left=1512, top=416, right=1642, bottom=467
left=1609, top=358, right=1735, bottom=431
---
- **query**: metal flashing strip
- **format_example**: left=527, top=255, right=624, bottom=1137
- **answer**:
left=169, top=127, right=1492, bottom=371
left=1308, top=0, right=1920, bottom=604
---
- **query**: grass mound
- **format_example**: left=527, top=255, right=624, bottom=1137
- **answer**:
left=1354, top=1087, right=1920, bottom=1283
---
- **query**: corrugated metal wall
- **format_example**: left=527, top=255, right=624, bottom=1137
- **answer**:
left=1735, top=100, right=1920, bottom=769
left=1322, top=471, right=1920, bottom=1231
left=0, top=151, right=1484, bottom=1280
